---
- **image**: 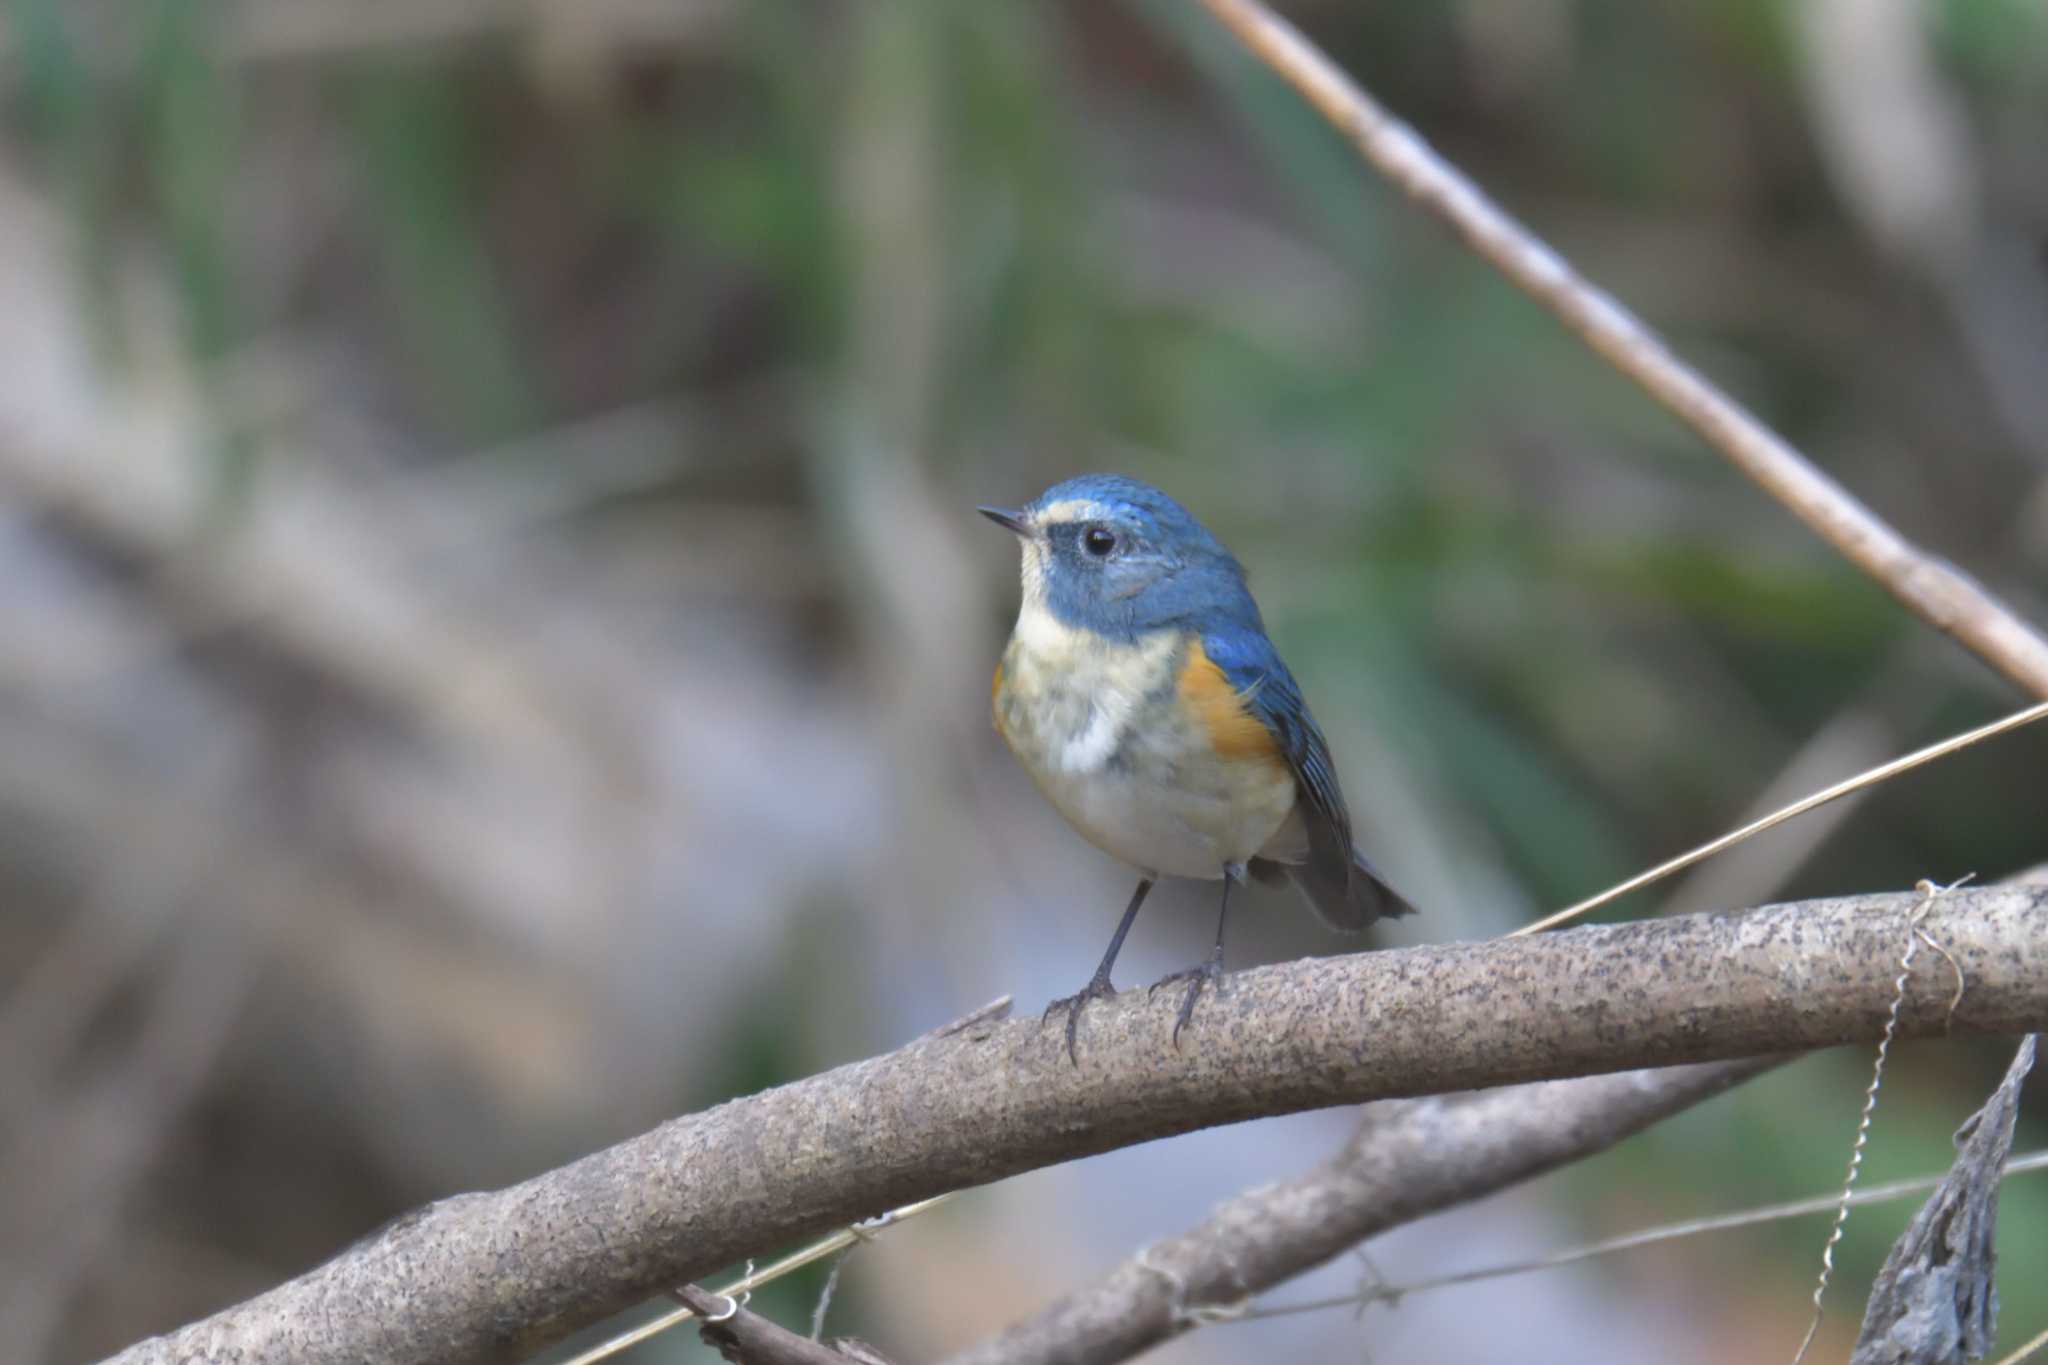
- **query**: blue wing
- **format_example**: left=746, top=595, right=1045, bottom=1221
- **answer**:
left=1199, top=627, right=1353, bottom=855
left=1201, top=625, right=1416, bottom=929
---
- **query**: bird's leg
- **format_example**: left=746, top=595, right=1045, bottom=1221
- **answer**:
left=1044, top=877, right=1153, bottom=1065
left=1151, top=863, right=1240, bottom=1047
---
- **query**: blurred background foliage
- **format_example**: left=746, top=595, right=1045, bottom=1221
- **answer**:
left=1, top=1, right=2045, bottom=1362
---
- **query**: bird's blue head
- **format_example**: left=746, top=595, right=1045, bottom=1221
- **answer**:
left=979, top=474, right=1256, bottom=642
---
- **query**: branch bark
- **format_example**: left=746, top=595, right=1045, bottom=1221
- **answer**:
left=942, top=1057, right=1780, bottom=1365
left=1197, top=0, right=2048, bottom=702
left=103, top=887, right=2048, bottom=1365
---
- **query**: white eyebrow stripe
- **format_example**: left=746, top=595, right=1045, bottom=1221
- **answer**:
left=1036, top=498, right=1112, bottom=524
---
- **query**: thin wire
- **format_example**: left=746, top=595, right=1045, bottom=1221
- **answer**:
left=1789, top=879, right=1957, bottom=1364
left=1513, top=699, right=2048, bottom=937
left=1234, top=1150, right=2048, bottom=1322
left=554, top=1194, right=955, bottom=1365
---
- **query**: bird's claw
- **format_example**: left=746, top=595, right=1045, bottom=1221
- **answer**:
left=1149, top=954, right=1225, bottom=1048
left=1043, top=974, right=1118, bottom=1066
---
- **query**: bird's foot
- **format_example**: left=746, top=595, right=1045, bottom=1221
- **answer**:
left=1149, top=951, right=1225, bottom=1048
left=1043, top=972, right=1118, bottom=1066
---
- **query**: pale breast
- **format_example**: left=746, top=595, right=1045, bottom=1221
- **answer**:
left=994, top=602, right=1178, bottom=779
left=995, top=608, right=1298, bottom=879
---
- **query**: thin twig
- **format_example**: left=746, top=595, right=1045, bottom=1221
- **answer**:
left=811, top=1249, right=853, bottom=1340
left=1516, top=701, right=2048, bottom=936
left=1238, top=1149, right=2048, bottom=1320
left=1197, top=0, right=2048, bottom=701
left=1992, top=1322, right=2048, bottom=1365
left=940, top=1060, right=1779, bottom=1365
left=675, top=1283, right=893, bottom=1365
left=1653, top=701, right=1896, bottom=920
left=915, top=996, right=1015, bottom=1044
left=557, top=1196, right=953, bottom=1365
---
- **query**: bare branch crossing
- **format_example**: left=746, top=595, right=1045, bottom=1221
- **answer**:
left=103, top=888, right=2048, bottom=1365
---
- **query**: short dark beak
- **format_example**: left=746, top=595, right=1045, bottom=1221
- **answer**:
left=977, top=505, right=1029, bottom=536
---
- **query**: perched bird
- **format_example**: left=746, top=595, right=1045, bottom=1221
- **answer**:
left=981, top=474, right=1416, bottom=1062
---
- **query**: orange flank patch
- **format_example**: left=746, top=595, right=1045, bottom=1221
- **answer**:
left=990, top=660, right=1005, bottom=731
left=1177, top=639, right=1283, bottom=764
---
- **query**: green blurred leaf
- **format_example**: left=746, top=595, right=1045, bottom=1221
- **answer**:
left=345, top=63, right=541, bottom=441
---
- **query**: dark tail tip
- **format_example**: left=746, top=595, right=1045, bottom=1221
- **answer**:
left=1267, top=849, right=1417, bottom=932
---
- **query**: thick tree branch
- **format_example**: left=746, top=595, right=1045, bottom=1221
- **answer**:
left=104, top=888, right=2048, bottom=1365
left=1198, top=0, right=2048, bottom=701
left=954, top=877, right=2048, bottom=1365
left=943, top=1058, right=1779, bottom=1365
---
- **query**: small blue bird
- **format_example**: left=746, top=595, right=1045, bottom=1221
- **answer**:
left=981, top=474, right=1416, bottom=1061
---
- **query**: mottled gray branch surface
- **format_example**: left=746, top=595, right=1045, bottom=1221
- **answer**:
left=105, top=888, right=2048, bottom=1365
left=943, top=1058, right=1781, bottom=1365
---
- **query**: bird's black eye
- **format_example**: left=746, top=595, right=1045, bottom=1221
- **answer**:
left=1083, top=526, right=1116, bottom=557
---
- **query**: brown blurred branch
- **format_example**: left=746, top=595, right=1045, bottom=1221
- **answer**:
left=101, top=887, right=2048, bottom=1365
left=1198, top=0, right=2048, bottom=702
left=942, top=1058, right=1778, bottom=1365
left=2, top=913, right=255, bottom=1362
